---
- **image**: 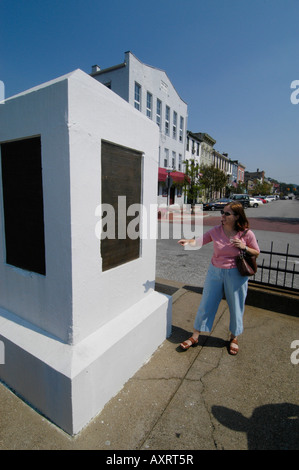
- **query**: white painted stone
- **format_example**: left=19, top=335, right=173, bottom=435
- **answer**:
left=0, top=70, right=172, bottom=434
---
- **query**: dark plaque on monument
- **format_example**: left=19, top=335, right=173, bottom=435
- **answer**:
left=1, top=136, right=46, bottom=275
left=101, top=140, right=142, bottom=271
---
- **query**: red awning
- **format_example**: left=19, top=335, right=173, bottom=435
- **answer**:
left=158, top=167, right=168, bottom=182
left=158, top=168, right=188, bottom=183
left=170, top=170, right=186, bottom=183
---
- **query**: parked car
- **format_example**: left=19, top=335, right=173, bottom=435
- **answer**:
left=203, top=198, right=233, bottom=211
left=249, top=197, right=263, bottom=208
left=230, top=194, right=250, bottom=208
left=255, top=196, right=268, bottom=204
left=265, top=195, right=276, bottom=202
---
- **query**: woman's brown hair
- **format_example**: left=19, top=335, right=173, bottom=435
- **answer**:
left=225, top=202, right=249, bottom=232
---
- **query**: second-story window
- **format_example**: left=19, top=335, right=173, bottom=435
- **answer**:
left=178, top=154, right=182, bottom=171
left=165, top=105, right=170, bottom=136
left=146, top=92, right=152, bottom=119
left=172, top=151, right=176, bottom=169
left=156, top=99, right=162, bottom=128
left=191, top=139, right=195, bottom=155
left=164, top=148, right=169, bottom=167
left=173, top=111, right=177, bottom=139
left=179, top=116, right=184, bottom=142
left=134, top=82, right=141, bottom=110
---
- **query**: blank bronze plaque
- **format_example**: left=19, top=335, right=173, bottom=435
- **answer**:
left=101, top=141, right=142, bottom=271
left=1, top=136, right=46, bottom=275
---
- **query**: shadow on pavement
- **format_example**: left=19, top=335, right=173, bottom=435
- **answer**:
left=212, top=402, right=299, bottom=450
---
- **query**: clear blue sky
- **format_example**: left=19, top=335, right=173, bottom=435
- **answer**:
left=1, top=0, right=298, bottom=184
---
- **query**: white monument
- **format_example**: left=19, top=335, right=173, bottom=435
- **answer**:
left=0, top=70, right=172, bottom=435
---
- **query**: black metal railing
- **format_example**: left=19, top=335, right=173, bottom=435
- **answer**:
left=249, top=242, right=299, bottom=292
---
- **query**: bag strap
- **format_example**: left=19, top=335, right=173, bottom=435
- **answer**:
left=240, top=229, right=249, bottom=239
left=239, top=229, right=249, bottom=255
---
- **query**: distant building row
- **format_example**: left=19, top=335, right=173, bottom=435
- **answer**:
left=91, top=51, right=268, bottom=205
left=185, top=130, right=245, bottom=196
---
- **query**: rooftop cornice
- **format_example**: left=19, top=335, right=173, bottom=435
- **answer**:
left=90, top=62, right=126, bottom=77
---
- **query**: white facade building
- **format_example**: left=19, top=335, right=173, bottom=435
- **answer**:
left=185, top=131, right=217, bottom=168
left=185, top=131, right=202, bottom=165
left=91, top=51, right=188, bottom=206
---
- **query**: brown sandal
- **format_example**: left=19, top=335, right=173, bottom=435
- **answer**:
left=229, top=338, right=239, bottom=355
left=180, top=337, right=199, bottom=350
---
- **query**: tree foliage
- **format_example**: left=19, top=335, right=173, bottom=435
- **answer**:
left=251, top=181, right=273, bottom=195
left=199, top=164, right=228, bottom=200
left=183, top=159, right=201, bottom=203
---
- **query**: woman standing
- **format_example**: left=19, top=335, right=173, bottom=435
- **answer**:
left=178, top=202, right=260, bottom=355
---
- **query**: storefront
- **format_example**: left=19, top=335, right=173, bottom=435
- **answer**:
left=157, top=167, right=186, bottom=206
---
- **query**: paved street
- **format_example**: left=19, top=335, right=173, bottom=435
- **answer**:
left=156, top=199, right=299, bottom=288
left=244, top=197, right=299, bottom=220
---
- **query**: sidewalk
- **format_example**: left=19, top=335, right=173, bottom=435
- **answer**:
left=0, top=279, right=298, bottom=450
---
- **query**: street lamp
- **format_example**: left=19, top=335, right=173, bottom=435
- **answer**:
left=166, top=170, right=173, bottom=206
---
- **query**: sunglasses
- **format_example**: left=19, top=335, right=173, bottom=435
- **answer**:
left=221, top=210, right=234, bottom=216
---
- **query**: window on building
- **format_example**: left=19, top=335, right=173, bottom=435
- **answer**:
left=172, top=151, right=176, bottom=169
left=178, top=154, right=182, bottom=171
left=173, top=111, right=177, bottom=139
left=165, top=106, right=170, bottom=136
left=186, top=136, right=189, bottom=151
left=156, top=99, right=162, bottom=128
left=146, top=92, right=152, bottom=119
left=134, top=82, right=141, bottom=110
left=179, top=116, right=184, bottom=142
left=191, top=140, right=195, bottom=154
left=164, top=148, right=169, bottom=167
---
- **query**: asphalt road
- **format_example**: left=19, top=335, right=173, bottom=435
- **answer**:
left=244, top=197, right=299, bottom=219
left=156, top=198, right=299, bottom=288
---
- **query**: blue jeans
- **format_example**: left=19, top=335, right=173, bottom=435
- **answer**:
left=194, top=263, right=248, bottom=337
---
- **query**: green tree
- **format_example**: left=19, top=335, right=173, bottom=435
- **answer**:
left=183, top=159, right=202, bottom=210
left=230, top=182, right=246, bottom=194
left=200, top=164, right=228, bottom=200
left=252, top=181, right=273, bottom=195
